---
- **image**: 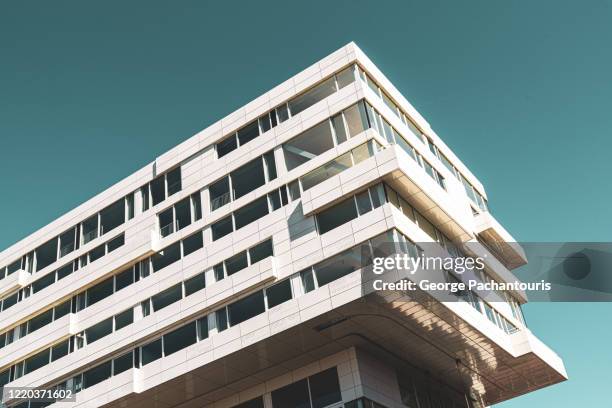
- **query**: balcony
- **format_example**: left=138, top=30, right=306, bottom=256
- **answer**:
left=473, top=211, right=527, bottom=270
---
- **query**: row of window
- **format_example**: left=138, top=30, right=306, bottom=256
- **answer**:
left=216, top=64, right=356, bottom=159
left=0, top=234, right=125, bottom=315
left=209, top=152, right=277, bottom=212
left=358, top=65, right=488, bottom=212
left=158, top=192, right=202, bottom=237
left=398, top=369, right=473, bottom=408
left=0, top=166, right=181, bottom=286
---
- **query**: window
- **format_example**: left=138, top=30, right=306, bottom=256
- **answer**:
left=317, top=196, right=358, bottom=234
left=228, top=291, right=265, bottom=326
left=288, top=77, right=336, bottom=116
left=233, top=397, right=264, bottom=408
left=115, top=268, right=134, bottom=291
left=283, top=121, right=334, bottom=170
left=271, top=378, right=310, bottom=408
left=150, top=175, right=166, bottom=206
left=234, top=196, right=269, bottom=229
left=182, top=232, right=203, bottom=256
left=266, top=280, right=292, bottom=309
left=163, top=322, right=197, bottom=356
left=112, top=352, right=133, bottom=375
left=24, top=349, right=50, bottom=374
left=216, top=309, right=228, bottom=331
left=249, top=239, right=273, bottom=264
left=152, top=242, right=181, bottom=271
left=301, top=269, right=316, bottom=293
left=232, top=157, right=266, bottom=199
left=309, top=368, right=342, bottom=408
left=107, top=234, right=124, bottom=252
left=32, top=272, right=55, bottom=294
left=211, top=216, right=233, bottom=241
left=140, top=339, right=162, bottom=366
left=89, top=243, right=106, bottom=262
left=87, top=278, right=113, bottom=306
left=35, top=238, right=58, bottom=272
left=175, top=197, right=191, bottom=230
left=210, top=177, right=231, bottom=211
left=83, top=361, right=111, bottom=389
left=85, top=317, right=113, bottom=344
left=184, top=272, right=206, bottom=296
left=264, top=151, right=277, bottom=180
left=315, top=246, right=362, bottom=287
left=59, top=227, right=76, bottom=257
left=57, top=262, right=75, bottom=280
left=217, top=135, right=238, bottom=158
left=237, top=120, right=260, bottom=146
left=225, top=251, right=248, bottom=276
left=100, top=198, right=125, bottom=235
left=151, top=284, right=182, bottom=311
left=344, top=101, right=369, bottom=137
left=336, top=65, right=355, bottom=89
left=301, top=152, right=351, bottom=191
left=51, top=340, right=69, bottom=362
left=114, top=309, right=133, bottom=330
left=197, top=317, right=209, bottom=340
left=54, top=300, right=71, bottom=319
left=28, top=309, right=53, bottom=333
left=166, top=167, right=182, bottom=196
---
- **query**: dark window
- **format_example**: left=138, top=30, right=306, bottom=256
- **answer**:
left=210, top=177, right=231, bottom=210
left=234, top=196, right=269, bottom=229
left=271, top=378, right=310, bottom=408
left=51, top=340, right=69, bottom=362
left=32, top=272, right=56, bottom=294
left=54, top=300, right=71, bottom=319
left=249, top=239, right=273, bottom=265
left=211, top=216, right=233, bottom=241
left=114, top=309, right=133, bottom=330
left=150, top=175, right=166, bottom=206
left=100, top=199, right=125, bottom=235
left=2, top=292, right=18, bottom=311
left=115, top=268, right=134, bottom=291
left=228, top=291, right=265, bottom=326
left=56, top=262, right=74, bottom=280
left=159, top=207, right=174, bottom=237
left=233, top=397, right=264, bottom=408
left=89, top=244, right=106, bottom=262
left=113, top=352, right=133, bottom=375
left=59, top=228, right=76, bottom=257
left=184, top=273, right=206, bottom=296
left=259, top=114, right=272, bottom=133
left=175, top=198, right=191, bottom=230
left=268, top=189, right=281, bottom=210
left=85, top=317, right=113, bottom=344
left=182, top=232, right=203, bottom=256
left=87, top=278, right=114, bottom=306
left=276, top=104, right=289, bottom=122
left=315, top=246, right=362, bottom=287
left=166, top=167, right=182, bottom=196
left=35, top=238, right=58, bottom=272
left=141, top=184, right=150, bottom=211
left=217, top=136, right=238, bottom=158
left=28, top=309, right=53, bottom=333
left=192, top=192, right=202, bottom=220
left=317, top=197, right=358, bottom=234
left=264, top=151, right=277, bottom=180
left=216, top=309, right=228, bottom=331
left=288, top=78, right=336, bottom=116
left=355, top=190, right=372, bottom=215
left=107, top=234, right=124, bottom=252
left=309, top=367, right=342, bottom=408
left=197, top=316, right=209, bottom=340
left=152, top=242, right=181, bottom=272
left=266, top=280, right=292, bottom=309
left=152, top=284, right=182, bottom=311
left=213, top=263, right=224, bottom=281
left=232, top=158, right=266, bottom=199
left=237, top=120, right=260, bottom=146
left=141, top=338, right=162, bottom=366
left=283, top=121, right=334, bottom=170
left=163, top=322, right=197, bottom=356
left=24, top=349, right=50, bottom=374
left=83, top=361, right=111, bottom=389
left=225, top=251, right=248, bottom=276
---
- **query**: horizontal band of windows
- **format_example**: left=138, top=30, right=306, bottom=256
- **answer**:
left=158, top=192, right=202, bottom=238
left=0, top=233, right=125, bottom=320
left=216, top=65, right=356, bottom=159
left=0, top=167, right=182, bottom=288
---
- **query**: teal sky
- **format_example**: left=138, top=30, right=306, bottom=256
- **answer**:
left=1, top=1, right=610, bottom=406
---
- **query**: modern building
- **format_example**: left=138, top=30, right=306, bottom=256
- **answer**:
left=0, top=43, right=566, bottom=408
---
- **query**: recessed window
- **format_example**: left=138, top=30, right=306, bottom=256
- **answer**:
left=336, top=65, right=355, bottom=89
left=24, top=349, right=50, bottom=374
left=107, top=234, right=124, bottom=252
left=237, top=120, right=260, bottom=146
left=87, top=278, right=114, bottom=306
left=85, top=317, right=113, bottom=344
left=112, top=352, right=133, bottom=375
left=114, top=309, right=133, bottom=331
left=249, top=239, right=273, bottom=265
left=166, top=167, right=182, bottom=196
left=83, top=361, right=111, bottom=389
left=150, top=175, right=166, bottom=206
left=32, top=272, right=56, bottom=294
left=266, top=280, right=292, bottom=309
left=228, top=291, right=265, bottom=326
left=211, top=216, right=233, bottom=241
left=82, top=214, right=99, bottom=244
left=115, top=268, right=134, bottom=292
left=288, top=77, right=336, bottom=116
left=225, top=251, right=248, bottom=276
left=232, top=158, right=266, bottom=199
left=315, top=246, right=362, bottom=287
left=234, top=196, right=269, bottom=229
left=28, top=309, right=53, bottom=333
left=344, top=101, right=369, bottom=137
left=152, top=242, right=181, bottom=272
left=57, top=262, right=75, bottom=280
left=217, top=135, right=238, bottom=158
left=271, top=378, right=310, bottom=408
left=317, top=196, right=358, bottom=234
left=309, top=367, right=342, bottom=408
left=182, top=232, right=203, bottom=256
left=163, top=322, right=197, bottom=356
left=184, top=272, right=206, bottom=296
left=100, top=198, right=125, bottom=235
left=54, top=300, right=71, bottom=319
left=151, top=283, right=182, bottom=312
left=283, top=121, right=334, bottom=171
left=210, top=177, right=231, bottom=211
left=89, top=243, right=106, bottom=262
left=51, top=340, right=69, bottom=362
left=140, top=338, right=162, bottom=366
left=35, top=238, right=58, bottom=272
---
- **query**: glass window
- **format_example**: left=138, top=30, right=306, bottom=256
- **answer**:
left=57, top=262, right=75, bottom=280
left=184, top=272, right=206, bottom=296
left=344, top=101, right=369, bottom=137
left=152, top=283, right=183, bottom=312
left=276, top=104, right=289, bottom=123
left=331, top=113, right=347, bottom=144
left=228, top=291, right=265, bottom=326
left=141, top=184, right=150, bottom=211
left=113, top=352, right=133, bottom=375
left=89, top=243, right=106, bottom=262
left=2, top=292, right=18, bottom=311
left=381, top=91, right=398, bottom=114
left=336, top=65, right=355, bottom=89
left=234, top=196, right=269, bottom=229
left=288, top=180, right=301, bottom=200
left=301, top=268, right=316, bottom=293
left=100, top=198, right=125, bottom=235
left=266, top=280, right=292, bottom=309
left=309, top=367, right=342, bottom=408
left=141, top=338, right=162, bottom=366
left=271, top=378, right=310, bottom=408
left=34, top=238, right=58, bottom=272
left=317, top=197, right=358, bottom=234
left=107, top=234, right=124, bottom=252
left=114, top=309, right=133, bottom=331
left=232, top=158, right=266, bottom=199
left=370, top=184, right=386, bottom=208
left=301, top=152, right=352, bottom=191
left=28, top=309, right=53, bottom=333
left=166, top=167, right=182, bottom=196
left=355, top=190, right=372, bottom=215
left=249, top=239, right=273, bottom=264
left=315, top=246, right=362, bottom=287
left=395, top=131, right=417, bottom=160
left=83, top=361, right=112, bottom=389
left=51, top=340, right=69, bottom=362
left=210, top=176, right=231, bottom=211
left=352, top=142, right=373, bottom=164
left=288, top=77, right=336, bottom=116
left=216, top=309, right=228, bottom=331
left=233, top=397, right=264, bottom=408
left=217, top=135, right=238, bottom=158
left=150, top=175, right=166, bottom=206
left=32, top=272, right=56, bottom=294
left=85, top=317, right=113, bottom=344
left=237, top=120, right=260, bottom=146
left=174, top=198, right=191, bottom=231
left=259, top=114, right=272, bottom=133
left=183, top=232, right=203, bottom=256
left=82, top=215, right=99, bottom=245
left=24, top=349, right=50, bottom=374
left=197, top=316, right=209, bottom=340
left=213, top=263, right=225, bottom=281
left=59, top=228, right=76, bottom=257
left=87, top=278, right=114, bottom=306
left=225, top=251, right=248, bottom=276
left=115, top=268, right=134, bottom=292
left=283, top=121, right=334, bottom=170
left=152, top=241, right=181, bottom=271
left=268, top=189, right=282, bottom=210
left=54, top=300, right=71, bottom=319
left=164, top=321, right=197, bottom=356
left=264, top=151, right=277, bottom=181
left=192, top=192, right=202, bottom=220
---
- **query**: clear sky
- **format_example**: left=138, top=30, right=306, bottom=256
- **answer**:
left=1, top=1, right=610, bottom=406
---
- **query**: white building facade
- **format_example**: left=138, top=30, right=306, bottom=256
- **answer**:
left=0, top=43, right=566, bottom=408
